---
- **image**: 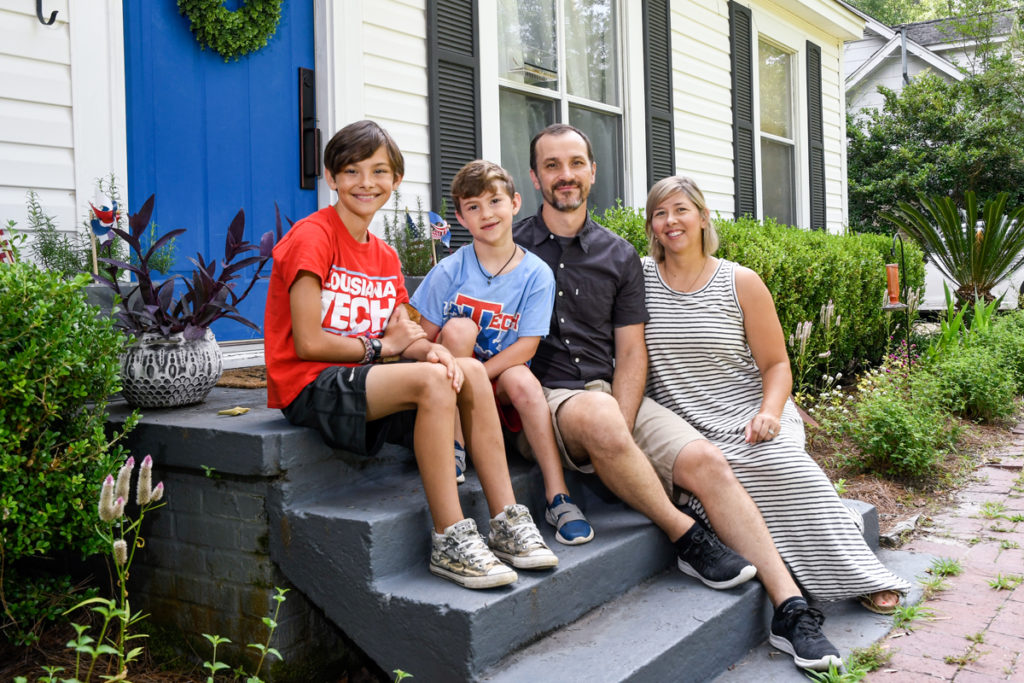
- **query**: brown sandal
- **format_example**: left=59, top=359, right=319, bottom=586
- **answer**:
left=858, top=591, right=901, bottom=615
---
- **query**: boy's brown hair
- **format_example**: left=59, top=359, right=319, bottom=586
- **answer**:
left=450, top=160, right=517, bottom=214
left=323, top=120, right=404, bottom=178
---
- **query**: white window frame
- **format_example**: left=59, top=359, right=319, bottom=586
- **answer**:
left=750, top=14, right=809, bottom=228
left=478, top=1, right=648, bottom=209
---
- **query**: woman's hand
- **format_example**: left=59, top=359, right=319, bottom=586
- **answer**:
left=745, top=412, right=781, bottom=444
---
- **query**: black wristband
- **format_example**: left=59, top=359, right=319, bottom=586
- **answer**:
left=357, top=336, right=373, bottom=364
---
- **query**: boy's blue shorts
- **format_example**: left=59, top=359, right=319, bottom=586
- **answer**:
left=282, top=364, right=414, bottom=456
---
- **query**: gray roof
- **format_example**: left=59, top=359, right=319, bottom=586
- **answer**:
left=895, top=8, right=1018, bottom=46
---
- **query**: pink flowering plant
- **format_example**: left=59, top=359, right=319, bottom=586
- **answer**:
left=57, top=455, right=165, bottom=683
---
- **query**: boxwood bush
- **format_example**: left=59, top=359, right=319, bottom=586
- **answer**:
left=595, top=205, right=926, bottom=382
left=718, top=217, right=925, bottom=377
left=0, top=263, right=137, bottom=643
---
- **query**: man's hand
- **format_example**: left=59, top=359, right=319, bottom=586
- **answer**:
left=381, top=304, right=427, bottom=356
left=425, top=343, right=464, bottom=391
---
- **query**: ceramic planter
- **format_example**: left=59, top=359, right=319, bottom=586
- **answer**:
left=120, top=329, right=223, bottom=408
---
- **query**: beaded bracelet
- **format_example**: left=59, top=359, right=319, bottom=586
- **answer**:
left=357, top=336, right=374, bottom=365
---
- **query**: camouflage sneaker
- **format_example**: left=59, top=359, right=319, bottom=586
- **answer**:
left=430, top=519, right=517, bottom=589
left=488, top=504, right=559, bottom=570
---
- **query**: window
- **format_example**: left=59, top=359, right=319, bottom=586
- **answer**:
left=497, top=0, right=622, bottom=216
left=758, top=38, right=795, bottom=227
left=729, top=2, right=826, bottom=230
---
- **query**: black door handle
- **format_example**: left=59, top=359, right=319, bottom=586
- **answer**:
left=299, top=67, right=321, bottom=190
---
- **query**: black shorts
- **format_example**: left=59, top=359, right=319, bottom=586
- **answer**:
left=282, top=364, right=415, bottom=456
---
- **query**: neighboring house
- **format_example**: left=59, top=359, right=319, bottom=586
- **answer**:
left=2, top=0, right=864, bottom=345
left=843, top=6, right=1021, bottom=307
left=845, top=7, right=1016, bottom=117
left=844, top=7, right=965, bottom=117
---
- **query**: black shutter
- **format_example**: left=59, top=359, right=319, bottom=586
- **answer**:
left=806, top=40, right=825, bottom=230
left=644, top=0, right=675, bottom=189
left=428, top=0, right=480, bottom=249
left=729, top=1, right=756, bottom=219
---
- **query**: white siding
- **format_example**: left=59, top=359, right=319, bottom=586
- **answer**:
left=847, top=54, right=959, bottom=115
left=325, top=0, right=431, bottom=238
left=0, top=0, right=126, bottom=257
left=670, top=0, right=735, bottom=216
left=844, top=32, right=886, bottom=74
left=0, top=0, right=75, bottom=240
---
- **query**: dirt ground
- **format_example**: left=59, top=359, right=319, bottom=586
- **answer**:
left=3, top=387, right=1019, bottom=682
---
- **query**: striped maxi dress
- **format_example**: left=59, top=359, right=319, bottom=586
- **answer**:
left=642, top=257, right=910, bottom=601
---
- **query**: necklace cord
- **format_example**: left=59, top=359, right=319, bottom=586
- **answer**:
left=475, top=244, right=519, bottom=284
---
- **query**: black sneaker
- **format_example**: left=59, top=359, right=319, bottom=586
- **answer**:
left=769, top=599, right=842, bottom=671
left=675, top=526, right=757, bottom=589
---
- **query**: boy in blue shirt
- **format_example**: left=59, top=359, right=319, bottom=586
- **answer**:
left=411, top=160, right=594, bottom=545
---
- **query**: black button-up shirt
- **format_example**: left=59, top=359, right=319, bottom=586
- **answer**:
left=514, top=208, right=648, bottom=389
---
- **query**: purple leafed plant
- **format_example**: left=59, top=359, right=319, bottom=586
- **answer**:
left=94, top=194, right=285, bottom=340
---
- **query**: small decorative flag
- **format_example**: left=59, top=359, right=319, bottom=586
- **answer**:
left=89, top=198, right=119, bottom=246
left=428, top=211, right=451, bottom=247
left=405, top=211, right=419, bottom=239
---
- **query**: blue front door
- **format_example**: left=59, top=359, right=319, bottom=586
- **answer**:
left=122, top=1, right=317, bottom=341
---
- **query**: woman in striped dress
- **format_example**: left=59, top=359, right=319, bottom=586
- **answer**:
left=641, top=175, right=909, bottom=609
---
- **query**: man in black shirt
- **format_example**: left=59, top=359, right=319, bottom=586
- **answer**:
left=513, top=124, right=841, bottom=672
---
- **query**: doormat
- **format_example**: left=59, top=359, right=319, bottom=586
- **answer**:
left=217, top=365, right=267, bottom=389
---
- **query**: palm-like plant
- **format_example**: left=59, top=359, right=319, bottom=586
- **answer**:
left=881, top=191, right=1024, bottom=302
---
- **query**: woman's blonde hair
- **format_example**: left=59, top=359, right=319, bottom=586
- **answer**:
left=645, top=176, right=718, bottom=262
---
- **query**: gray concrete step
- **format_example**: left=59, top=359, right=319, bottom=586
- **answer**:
left=481, top=549, right=932, bottom=683
left=481, top=569, right=770, bottom=683
left=110, top=387, right=910, bottom=683
left=272, top=459, right=677, bottom=680
left=270, top=445, right=887, bottom=681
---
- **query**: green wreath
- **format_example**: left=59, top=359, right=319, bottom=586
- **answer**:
left=177, top=0, right=283, bottom=62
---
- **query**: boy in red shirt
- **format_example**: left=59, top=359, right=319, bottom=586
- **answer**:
left=265, top=120, right=556, bottom=589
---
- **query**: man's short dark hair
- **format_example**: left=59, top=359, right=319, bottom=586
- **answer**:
left=529, top=123, right=594, bottom=172
left=323, top=120, right=404, bottom=178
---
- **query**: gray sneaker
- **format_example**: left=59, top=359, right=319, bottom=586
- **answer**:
left=430, top=519, right=517, bottom=589
left=488, top=504, right=559, bottom=570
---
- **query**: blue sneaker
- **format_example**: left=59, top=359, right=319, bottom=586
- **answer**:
left=544, top=493, right=594, bottom=545
left=454, top=441, right=466, bottom=484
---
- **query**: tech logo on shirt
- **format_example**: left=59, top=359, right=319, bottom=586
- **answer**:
left=320, top=266, right=398, bottom=337
left=444, top=293, right=521, bottom=358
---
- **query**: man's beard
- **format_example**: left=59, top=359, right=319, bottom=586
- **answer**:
left=544, top=181, right=587, bottom=212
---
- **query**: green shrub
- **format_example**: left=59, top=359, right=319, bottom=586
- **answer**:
left=937, top=341, right=1017, bottom=422
left=26, top=189, right=83, bottom=276
left=986, top=311, right=1024, bottom=394
left=0, top=263, right=137, bottom=642
left=717, top=217, right=925, bottom=378
left=843, top=367, right=957, bottom=478
left=593, top=201, right=647, bottom=256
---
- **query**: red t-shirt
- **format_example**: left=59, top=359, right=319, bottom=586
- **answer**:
left=264, top=206, right=409, bottom=409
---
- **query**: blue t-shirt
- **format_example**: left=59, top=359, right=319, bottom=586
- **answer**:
left=410, top=244, right=555, bottom=360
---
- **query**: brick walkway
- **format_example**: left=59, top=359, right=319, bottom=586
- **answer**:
left=866, top=425, right=1024, bottom=682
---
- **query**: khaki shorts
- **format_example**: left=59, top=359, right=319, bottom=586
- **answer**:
left=519, top=379, right=705, bottom=497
